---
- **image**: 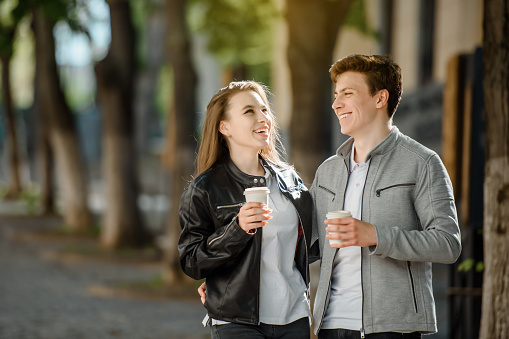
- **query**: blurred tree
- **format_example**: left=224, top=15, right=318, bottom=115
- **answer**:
left=29, top=1, right=92, bottom=230
left=130, top=0, right=167, bottom=153
left=479, top=0, right=509, bottom=337
left=0, top=9, right=23, bottom=199
left=161, top=0, right=197, bottom=284
left=189, top=0, right=277, bottom=84
left=95, top=0, right=151, bottom=249
left=286, top=0, right=354, bottom=184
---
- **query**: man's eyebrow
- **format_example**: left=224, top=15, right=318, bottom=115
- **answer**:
left=334, top=87, right=355, bottom=94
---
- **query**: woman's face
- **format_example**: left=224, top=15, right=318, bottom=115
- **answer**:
left=219, top=90, right=272, bottom=155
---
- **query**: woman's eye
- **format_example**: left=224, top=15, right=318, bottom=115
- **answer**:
left=245, top=109, right=254, bottom=114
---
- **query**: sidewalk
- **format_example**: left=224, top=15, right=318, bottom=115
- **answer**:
left=0, top=202, right=210, bottom=339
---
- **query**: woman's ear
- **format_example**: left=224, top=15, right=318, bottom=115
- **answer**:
left=219, top=120, right=230, bottom=137
left=376, top=89, right=389, bottom=109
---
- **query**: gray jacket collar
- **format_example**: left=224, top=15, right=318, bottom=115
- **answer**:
left=336, top=126, right=402, bottom=162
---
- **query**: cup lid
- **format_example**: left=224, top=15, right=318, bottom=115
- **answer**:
left=244, top=187, right=270, bottom=193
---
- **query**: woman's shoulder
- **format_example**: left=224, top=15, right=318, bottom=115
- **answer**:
left=189, top=161, right=231, bottom=191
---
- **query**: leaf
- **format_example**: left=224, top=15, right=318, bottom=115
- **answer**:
left=457, top=258, right=475, bottom=272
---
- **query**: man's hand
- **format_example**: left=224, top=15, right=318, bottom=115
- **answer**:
left=325, top=217, right=377, bottom=248
left=198, top=282, right=206, bottom=304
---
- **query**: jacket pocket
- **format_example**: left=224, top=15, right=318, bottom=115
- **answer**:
left=407, top=262, right=418, bottom=313
left=375, top=183, right=416, bottom=197
left=216, top=202, right=244, bottom=210
left=318, top=185, right=336, bottom=201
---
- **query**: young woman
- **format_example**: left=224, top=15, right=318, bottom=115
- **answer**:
left=178, top=81, right=313, bottom=338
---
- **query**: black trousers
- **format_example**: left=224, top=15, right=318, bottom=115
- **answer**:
left=211, top=317, right=310, bottom=339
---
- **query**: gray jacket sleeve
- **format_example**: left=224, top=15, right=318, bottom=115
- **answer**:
left=370, top=154, right=462, bottom=263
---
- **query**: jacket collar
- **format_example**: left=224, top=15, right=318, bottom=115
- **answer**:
left=223, top=154, right=270, bottom=188
left=336, top=125, right=402, bottom=162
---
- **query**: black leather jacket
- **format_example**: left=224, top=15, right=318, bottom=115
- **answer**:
left=178, top=155, right=313, bottom=325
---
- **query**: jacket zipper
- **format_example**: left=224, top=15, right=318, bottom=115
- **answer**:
left=285, top=193, right=310, bottom=300
left=217, top=202, right=244, bottom=209
left=257, top=227, right=262, bottom=325
left=407, top=262, right=418, bottom=312
left=359, top=162, right=371, bottom=338
left=208, top=218, right=235, bottom=246
left=318, top=185, right=336, bottom=199
left=375, top=183, right=415, bottom=197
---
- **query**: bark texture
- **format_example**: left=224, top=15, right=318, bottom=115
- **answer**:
left=1, top=53, right=23, bottom=198
left=480, top=0, right=509, bottom=337
left=286, top=0, right=353, bottom=184
left=95, top=0, right=149, bottom=249
left=162, top=0, right=197, bottom=284
left=33, top=10, right=92, bottom=231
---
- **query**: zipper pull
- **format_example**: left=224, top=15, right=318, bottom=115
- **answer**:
left=360, top=328, right=365, bottom=338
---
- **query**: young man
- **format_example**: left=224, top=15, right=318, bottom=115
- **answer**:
left=311, top=54, right=461, bottom=338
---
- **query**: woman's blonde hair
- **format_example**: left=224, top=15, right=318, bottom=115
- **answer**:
left=195, top=81, right=286, bottom=176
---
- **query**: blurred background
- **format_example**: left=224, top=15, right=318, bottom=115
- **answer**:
left=0, top=0, right=504, bottom=338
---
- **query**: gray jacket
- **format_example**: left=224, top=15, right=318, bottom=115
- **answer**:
left=311, top=126, right=461, bottom=335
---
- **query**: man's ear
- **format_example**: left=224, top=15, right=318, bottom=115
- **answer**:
left=219, top=120, right=230, bottom=137
left=376, top=89, right=389, bottom=109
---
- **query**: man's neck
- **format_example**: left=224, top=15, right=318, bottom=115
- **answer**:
left=352, top=121, right=392, bottom=163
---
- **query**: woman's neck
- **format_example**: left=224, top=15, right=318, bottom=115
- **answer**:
left=229, top=149, right=264, bottom=176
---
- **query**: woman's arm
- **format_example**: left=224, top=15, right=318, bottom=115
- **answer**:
left=178, top=184, right=271, bottom=280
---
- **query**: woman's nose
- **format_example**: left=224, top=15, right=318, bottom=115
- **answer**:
left=257, top=110, right=268, bottom=121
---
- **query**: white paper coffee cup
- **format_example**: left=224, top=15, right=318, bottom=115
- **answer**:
left=326, top=210, right=352, bottom=245
left=244, top=187, right=270, bottom=208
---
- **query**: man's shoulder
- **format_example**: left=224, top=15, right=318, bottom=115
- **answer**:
left=395, top=132, right=438, bottom=163
left=315, top=154, right=344, bottom=177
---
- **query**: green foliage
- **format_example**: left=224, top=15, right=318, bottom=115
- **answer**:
left=11, top=0, right=88, bottom=32
left=458, top=258, right=484, bottom=273
left=0, top=0, right=19, bottom=56
left=188, top=0, right=278, bottom=68
left=345, top=0, right=377, bottom=38
left=155, top=64, right=173, bottom=120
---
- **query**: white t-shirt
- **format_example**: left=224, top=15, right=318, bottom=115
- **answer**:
left=322, top=144, right=369, bottom=330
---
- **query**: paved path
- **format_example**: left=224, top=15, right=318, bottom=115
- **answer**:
left=0, top=209, right=210, bottom=339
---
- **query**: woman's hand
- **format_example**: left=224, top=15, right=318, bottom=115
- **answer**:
left=238, top=202, right=272, bottom=233
left=198, top=282, right=206, bottom=304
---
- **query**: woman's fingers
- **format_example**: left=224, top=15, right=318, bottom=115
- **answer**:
left=238, top=202, right=272, bottom=232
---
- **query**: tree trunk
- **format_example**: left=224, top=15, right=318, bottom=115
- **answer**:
left=479, top=0, right=509, bottom=338
left=286, top=0, right=353, bottom=184
left=1, top=54, right=23, bottom=199
left=38, top=126, right=56, bottom=215
left=33, top=50, right=56, bottom=215
left=162, top=0, right=198, bottom=285
left=32, top=10, right=92, bottom=231
left=95, top=0, right=150, bottom=249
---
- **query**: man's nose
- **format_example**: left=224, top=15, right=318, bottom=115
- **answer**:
left=332, top=97, right=343, bottom=110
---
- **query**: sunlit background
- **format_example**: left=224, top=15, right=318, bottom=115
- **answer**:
left=0, top=0, right=493, bottom=338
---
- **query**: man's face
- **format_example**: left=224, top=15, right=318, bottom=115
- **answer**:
left=332, top=71, right=380, bottom=138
